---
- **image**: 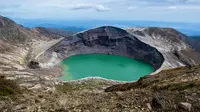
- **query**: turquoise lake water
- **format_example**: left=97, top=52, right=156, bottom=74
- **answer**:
left=59, top=54, right=154, bottom=81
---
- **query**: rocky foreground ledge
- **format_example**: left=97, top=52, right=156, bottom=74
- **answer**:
left=1, top=65, right=200, bottom=111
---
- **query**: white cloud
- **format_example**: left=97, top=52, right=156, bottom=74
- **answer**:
left=128, top=6, right=137, bottom=11
left=168, top=6, right=177, bottom=9
left=35, top=1, right=111, bottom=12
left=68, top=4, right=111, bottom=12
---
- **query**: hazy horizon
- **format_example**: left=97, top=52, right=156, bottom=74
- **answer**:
left=6, top=17, right=199, bottom=36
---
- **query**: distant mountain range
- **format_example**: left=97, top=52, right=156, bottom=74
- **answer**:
left=36, top=25, right=86, bottom=33
left=12, top=18, right=200, bottom=36
left=33, top=27, right=74, bottom=37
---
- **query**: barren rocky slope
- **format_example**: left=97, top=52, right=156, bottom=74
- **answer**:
left=0, top=16, right=63, bottom=69
left=47, top=28, right=74, bottom=37
left=182, top=36, right=200, bottom=53
left=126, top=27, right=200, bottom=71
left=32, top=27, right=74, bottom=38
left=0, top=15, right=64, bottom=91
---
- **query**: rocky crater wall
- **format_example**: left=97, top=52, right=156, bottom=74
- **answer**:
left=37, top=26, right=164, bottom=70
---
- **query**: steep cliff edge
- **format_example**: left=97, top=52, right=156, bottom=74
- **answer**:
left=37, top=26, right=164, bottom=70
left=125, top=27, right=200, bottom=70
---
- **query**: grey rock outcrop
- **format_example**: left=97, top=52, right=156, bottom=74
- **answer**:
left=178, top=102, right=192, bottom=111
left=38, top=26, right=165, bottom=70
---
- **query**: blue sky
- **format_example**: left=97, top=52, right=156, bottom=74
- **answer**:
left=0, top=0, right=200, bottom=23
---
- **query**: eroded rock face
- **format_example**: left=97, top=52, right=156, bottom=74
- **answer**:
left=38, top=26, right=164, bottom=70
left=125, top=27, right=200, bottom=70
